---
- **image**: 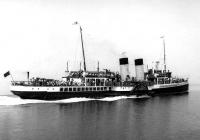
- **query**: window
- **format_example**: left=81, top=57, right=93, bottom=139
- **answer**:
left=73, top=88, right=76, bottom=92
left=64, top=88, right=68, bottom=92
left=60, top=88, right=63, bottom=92
left=90, top=87, right=92, bottom=91
left=78, top=88, right=81, bottom=91
left=69, top=88, right=72, bottom=91
left=97, top=87, right=100, bottom=90
left=93, top=87, right=96, bottom=91
left=82, top=87, right=85, bottom=91
left=101, top=87, right=103, bottom=90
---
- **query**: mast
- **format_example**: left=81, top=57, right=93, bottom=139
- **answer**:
left=73, top=22, right=87, bottom=72
left=66, top=61, right=69, bottom=72
left=97, top=61, right=99, bottom=72
left=161, top=36, right=166, bottom=71
left=27, top=71, right=29, bottom=83
left=79, top=26, right=87, bottom=72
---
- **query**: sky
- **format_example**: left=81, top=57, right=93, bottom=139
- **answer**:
left=0, top=0, right=200, bottom=93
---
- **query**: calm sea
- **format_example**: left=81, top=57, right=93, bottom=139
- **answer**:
left=0, top=84, right=199, bottom=140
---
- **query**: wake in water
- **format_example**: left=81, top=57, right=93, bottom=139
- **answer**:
left=0, top=95, right=150, bottom=106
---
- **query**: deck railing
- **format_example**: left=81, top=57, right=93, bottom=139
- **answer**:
left=11, top=80, right=139, bottom=87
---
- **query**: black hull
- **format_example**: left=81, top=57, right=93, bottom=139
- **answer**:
left=11, top=83, right=189, bottom=100
left=11, top=91, right=139, bottom=100
left=150, top=83, right=189, bottom=96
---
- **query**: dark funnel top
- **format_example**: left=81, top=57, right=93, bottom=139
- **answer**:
left=135, top=59, right=143, bottom=66
left=119, top=58, right=129, bottom=65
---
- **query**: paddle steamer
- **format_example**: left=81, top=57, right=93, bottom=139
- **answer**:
left=7, top=23, right=188, bottom=100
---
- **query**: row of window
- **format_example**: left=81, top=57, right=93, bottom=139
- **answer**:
left=60, top=87, right=111, bottom=92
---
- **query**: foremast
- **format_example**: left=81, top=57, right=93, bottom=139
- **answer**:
left=79, top=26, right=87, bottom=72
left=73, top=22, right=87, bottom=72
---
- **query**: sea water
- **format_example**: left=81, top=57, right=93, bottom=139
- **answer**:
left=0, top=84, right=199, bottom=140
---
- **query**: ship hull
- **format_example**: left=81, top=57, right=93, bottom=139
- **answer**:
left=11, top=90, right=137, bottom=100
left=149, top=82, right=189, bottom=96
left=10, top=82, right=189, bottom=100
left=10, top=84, right=149, bottom=100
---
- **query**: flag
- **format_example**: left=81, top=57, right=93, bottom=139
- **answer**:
left=4, top=71, right=10, bottom=78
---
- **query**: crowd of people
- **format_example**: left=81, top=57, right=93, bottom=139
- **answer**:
left=12, top=76, right=136, bottom=87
